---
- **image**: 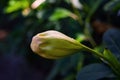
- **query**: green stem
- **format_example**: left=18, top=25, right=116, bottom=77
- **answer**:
left=81, top=44, right=106, bottom=59
left=80, top=44, right=120, bottom=78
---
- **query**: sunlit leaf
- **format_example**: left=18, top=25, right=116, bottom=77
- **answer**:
left=76, top=33, right=86, bottom=42
left=5, top=0, right=29, bottom=13
left=49, top=8, right=72, bottom=21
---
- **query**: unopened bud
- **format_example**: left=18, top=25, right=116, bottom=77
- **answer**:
left=30, top=30, right=84, bottom=59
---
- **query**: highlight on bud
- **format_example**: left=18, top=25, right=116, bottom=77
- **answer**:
left=30, top=30, right=85, bottom=59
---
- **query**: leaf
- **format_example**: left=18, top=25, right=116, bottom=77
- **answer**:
left=46, top=59, right=63, bottom=80
left=63, top=73, right=75, bottom=80
left=49, top=8, right=72, bottom=21
left=103, top=49, right=120, bottom=76
left=77, top=63, right=113, bottom=80
left=5, top=0, right=29, bottom=13
left=103, top=28, right=120, bottom=59
left=86, top=0, right=103, bottom=21
left=60, top=53, right=84, bottom=75
left=104, top=0, right=120, bottom=12
left=46, top=53, right=84, bottom=80
left=103, top=49, right=120, bottom=65
left=46, top=58, right=74, bottom=80
left=84, top=0, right=103, bottom=46
left=103, top=49, right=120, bottom=78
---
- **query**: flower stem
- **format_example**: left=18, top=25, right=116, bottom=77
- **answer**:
left=80, top=44, right=106, bottom=59
left=80, top=44, right=120, bottom=78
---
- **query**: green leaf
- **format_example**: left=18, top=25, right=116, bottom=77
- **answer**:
left=103, top=49, right=119, bottom=64
left=63, top=73, right=75, bottom=80
left=103, top=28, right=120, bottom=59
left=49, top=8, right=72, bottom=21
left=5, top=0, right=29, bottom=13
left=103, top=49, right=120, bottom=77
left=77, top=63, right=113, bottom=80
left=104, top=0, right=120, bottom=12
left=103, top=49, right=120, bottom=68
left=46, top=59, right=63, bottom=80
left=86, top=0, right=103, bottom=21
left=46, top=53, right=84, bottom=80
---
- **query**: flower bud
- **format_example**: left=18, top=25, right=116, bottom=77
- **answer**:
left=30, top=30, right=84, bottom=59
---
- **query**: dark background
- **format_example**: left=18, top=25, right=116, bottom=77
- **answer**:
left=0, top=0, right=120, bottom=80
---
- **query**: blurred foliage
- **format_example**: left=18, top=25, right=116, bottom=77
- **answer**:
left=5, top=0, right=29, bottom=13
left=0, top=0, right=120, bottom=80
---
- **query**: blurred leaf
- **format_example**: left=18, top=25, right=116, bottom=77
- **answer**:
left=103, top=49, right=120, bottom=67
left=104, top=0, right=120, bottom=12
left=94, top=45, right=104, bottom=53
left=86, top=0, right=103, bottom=21
left=47, top=0, right=57, bottom=3
left=49, top=8, right=72, bottom=21
left=103, top=28, right=120, bottom=59
left=5, top=0, right=29, bottom=13
left=82, top=3, right=90, bottom=13
left=46, top=59, right=63, bottom=80
left=76, top=53, right=84, bottom=72
left=75, top=33, right=86, bottom=42
left=46, top=53, right=84, bottom=80
left=60, top=53, right=84, bottom=75
left=46, top=58, right=73, bottom=80
left=84, top=0, right=103, bottom=47
left=63, top=73, right=75, bottom=80
left=103, top=49, right=120, bottom=77
left=77, top=63, right=113, bottom=80
left=103, top=49, right=118, bottom=62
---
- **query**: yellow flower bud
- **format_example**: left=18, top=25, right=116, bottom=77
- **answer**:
left=30, top=30, right=84, bottom=59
